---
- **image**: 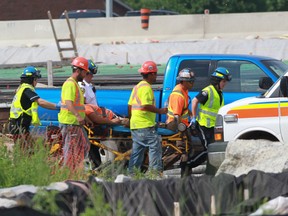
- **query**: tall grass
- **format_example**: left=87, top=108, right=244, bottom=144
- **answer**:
left=0, top=135, right=75, bottom=188
left=0, top=135, right=127, bottom=215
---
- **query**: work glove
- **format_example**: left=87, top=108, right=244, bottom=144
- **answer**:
left=55, top=101, right=61, bottom=110
left=189, top=117, right=197, bottom=130
left=189, top=117, right=199, bottom=137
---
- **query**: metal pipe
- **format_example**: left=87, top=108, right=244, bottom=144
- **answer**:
left=106, top=0, right=113, bottom=17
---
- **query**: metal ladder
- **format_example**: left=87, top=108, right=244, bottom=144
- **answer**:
left=47, top=10, right=78, bottom=62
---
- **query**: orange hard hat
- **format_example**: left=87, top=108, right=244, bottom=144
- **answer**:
left=71, top=57, right=89, bottom=72
left=138, top=61, right=158, bottom=74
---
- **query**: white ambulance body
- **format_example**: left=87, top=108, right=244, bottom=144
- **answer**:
left=208, top=72, right=288, bottom=170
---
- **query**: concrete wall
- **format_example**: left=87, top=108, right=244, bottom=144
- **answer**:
left=0, top=11, right=287, bottom=48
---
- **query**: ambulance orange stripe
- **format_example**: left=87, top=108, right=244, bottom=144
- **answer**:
left=227, top=108, right=278, bottom=118
left=280, top=107, right=288, bottom=116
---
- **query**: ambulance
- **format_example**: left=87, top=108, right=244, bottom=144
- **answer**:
left=208, top=72, right=288, bottom=171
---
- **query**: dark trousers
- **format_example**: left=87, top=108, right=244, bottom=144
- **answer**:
left=9, top=118, right=33, bottom=150
left=185, top=124, right=215, bottom=171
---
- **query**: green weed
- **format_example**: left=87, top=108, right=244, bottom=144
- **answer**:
left=81, top=184, right=126, bottom=216
left=0, top=135, right=80, bottom=188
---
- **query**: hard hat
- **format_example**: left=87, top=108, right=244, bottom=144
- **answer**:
left=211, top=67, right=232, bottom=81
left=88, top=60, right=98, bottom=74
left=71, top=56, right=89, bottom=72
left=21, top=66, right=41, bottom=78
left=176, top=68, right=195, bottom=82
left=138, top=61, right=158, bottom=74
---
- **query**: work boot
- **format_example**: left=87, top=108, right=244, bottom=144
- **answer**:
left=180, top=161, right=192, bottom=177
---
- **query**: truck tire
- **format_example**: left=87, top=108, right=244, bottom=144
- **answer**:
left=205, top=159, right=218, bottom=175
left=206, top=142, right=228, bottom=175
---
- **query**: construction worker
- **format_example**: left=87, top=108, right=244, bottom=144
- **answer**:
left=166, top=68, right=195, bottom=130
left=9, top=66, right=60, bottom=148
left=58, top=56, right=91, bottom=171
left=79, top=59, right=98, bottom=106
left=128, top=60, right=168, bottom=176
left=189, top=67, right=232, bottom=172
left=165, top=68, right=195, bottom=177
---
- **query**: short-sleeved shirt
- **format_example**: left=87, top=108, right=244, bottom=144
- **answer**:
left=84, top=104, right=115, bottom=121
left=128, top=81, right=156, bottom=129
left=61, top=81, right=77, bottom=102
left=78, top=80, right=98, bottom=106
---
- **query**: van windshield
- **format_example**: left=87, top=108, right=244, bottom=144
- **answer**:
left=262, top=60, right=288, bottom=77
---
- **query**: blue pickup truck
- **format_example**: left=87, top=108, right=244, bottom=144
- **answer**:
left=37, top=54, right=288, bottom=127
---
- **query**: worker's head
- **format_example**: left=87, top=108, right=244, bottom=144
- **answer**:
left=71, top=56, right=89, bottom=82
left=20, top=66, right=41, bottom=85
left=177, top=68, right=195, bottom=90
left=138, top=61, right=158, bottom=82
left=88, top=60, right=98, bottom=75
left=210, top=67, right=231, bottom=90
left=83, top=59, right=98, bottom=83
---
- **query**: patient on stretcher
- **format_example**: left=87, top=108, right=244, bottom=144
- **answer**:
left=84, top=104, right=129, bottom=126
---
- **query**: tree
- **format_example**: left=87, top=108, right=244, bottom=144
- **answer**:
left=121, top=0, right=288, bottom=14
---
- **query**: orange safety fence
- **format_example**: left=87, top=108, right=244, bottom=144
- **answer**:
left=46, top=125, right=89, bottom=172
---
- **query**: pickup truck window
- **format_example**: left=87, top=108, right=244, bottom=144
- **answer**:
left=240, top=62, right=267, bottom=92
left=262, top=60, right=288, bottom=77
left=178, top=60, right=210, bottom=91
left=218, top=60, right=269, bottom=92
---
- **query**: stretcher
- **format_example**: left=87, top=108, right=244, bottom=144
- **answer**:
left=46, top=123, right=192, bottom=171
left=83, top=124, right=191, bottom=171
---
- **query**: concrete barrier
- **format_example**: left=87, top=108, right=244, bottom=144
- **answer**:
left=1, top=12, right=288, bottom=65
left=0, top=12, right=287, bottom=47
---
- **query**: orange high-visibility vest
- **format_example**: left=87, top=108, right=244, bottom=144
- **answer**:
left=167, top=84, right=189, bottom=126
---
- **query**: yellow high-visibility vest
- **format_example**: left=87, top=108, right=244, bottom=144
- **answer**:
left=128, top=80, right=156, bottom=129
left=197, top=85, right=223, bottom=128
left=9, top=83, right=40, bottom=125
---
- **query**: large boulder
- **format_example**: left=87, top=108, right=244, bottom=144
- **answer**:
left=217, top=139, right=288, bottom=177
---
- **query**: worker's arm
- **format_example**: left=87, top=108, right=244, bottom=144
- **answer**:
left=128, top=105, right=132, bottom=119
left=36, top=98, right=58, bottom=110
left=143, top=104, right=168, bottom=114
left=191, top=97, right=199, bottom=118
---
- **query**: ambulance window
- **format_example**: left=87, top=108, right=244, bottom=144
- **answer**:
left=178, top=60, right=210, bottom=91
left=239, top=62, right=268, bottom=92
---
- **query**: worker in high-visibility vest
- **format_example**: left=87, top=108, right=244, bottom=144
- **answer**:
left=166, top=68, right=195, bottom=130
left=9, top=66, right=60, bottom=148
left=189, top=67, right=232, bottom=173
left=165, top=68, right=195, bottom=177
left=58, top=56, right=92, bottom=171
left=128, top=61, right=168, bottom=177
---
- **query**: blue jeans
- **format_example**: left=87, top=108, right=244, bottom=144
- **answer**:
left=128, top=127, right=162, bottom=173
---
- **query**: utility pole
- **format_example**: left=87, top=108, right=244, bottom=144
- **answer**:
left=106, top=0, right=113, bottom=17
